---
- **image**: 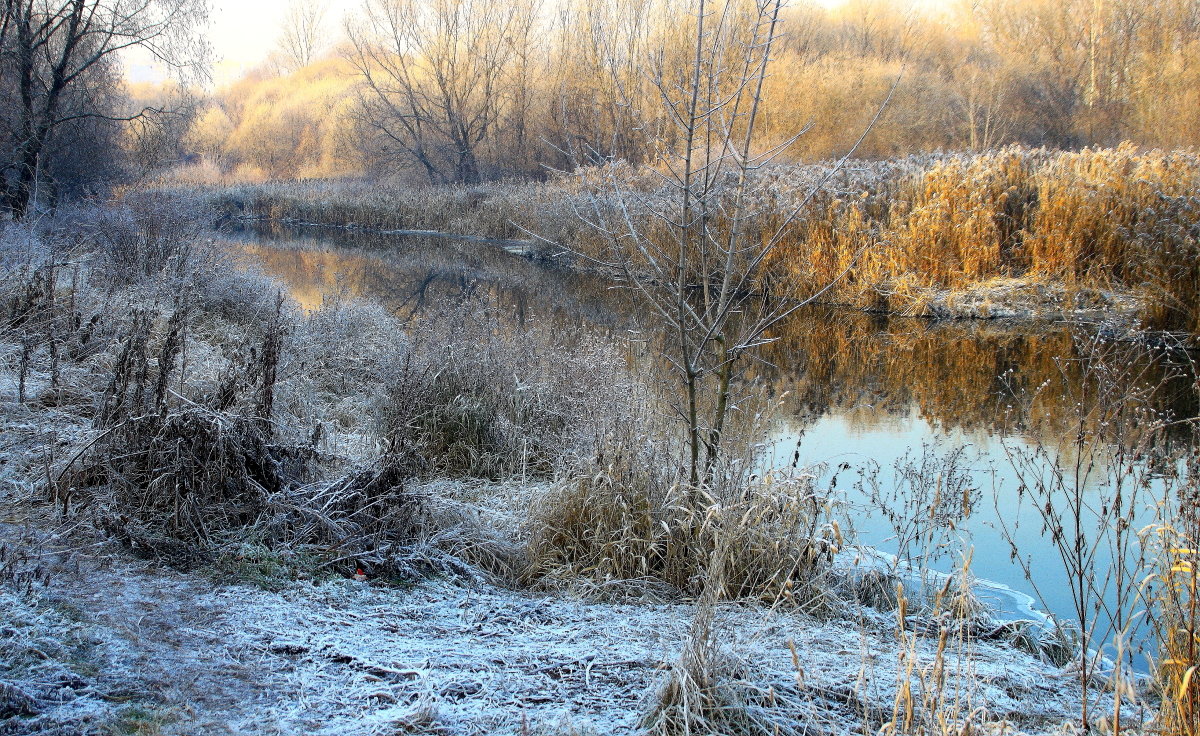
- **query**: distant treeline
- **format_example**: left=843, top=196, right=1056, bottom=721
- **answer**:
left=179, top=0, right=1200, bottom=183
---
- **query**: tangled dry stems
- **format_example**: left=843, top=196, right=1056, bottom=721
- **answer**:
left=527, top=457, right=842, bottom=609
left=0, top=200, right=662, bottom=588
left=372, top=299, right=645, bottom=481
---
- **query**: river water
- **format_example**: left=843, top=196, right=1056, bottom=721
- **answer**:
left=229, top=220, right=1200, bottom=665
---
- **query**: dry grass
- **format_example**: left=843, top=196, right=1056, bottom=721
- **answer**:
left=526, top=446, right=842, bottom=608
left=642, top=596, right=787, bottom=736
left=372, top=296, right=645, bottom=480
left=12, top=177, right=1200, bottom=735
left=1147, top=470, right=1200, bottom=736
left=639, top=526, right=822, bottom=736
left=0, top=199, right=659, bottom=586
left=767, top=146, right=1200, bottom=330
left=182, top=177, right=575, bottom=245
left=179, top=146, right=1200, bottom=333
left=880, top=557, right=989, bottom=736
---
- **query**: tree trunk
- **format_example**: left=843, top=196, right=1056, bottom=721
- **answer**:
left=456, top=144, right=480, bottom=184
left=7, top=138, right=41, bottom=220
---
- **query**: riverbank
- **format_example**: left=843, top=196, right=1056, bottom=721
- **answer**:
left=0, top=362, right=1099, bottom=735
left=0, top=388, right=1105, bottom=735
left=0, top=195, right=1184, bottom=734
left=0, top=500, right=1098, bottom=736
left=225, top=215, right=1156, bottom=341
left=163, top=145, right=1200, bottom=337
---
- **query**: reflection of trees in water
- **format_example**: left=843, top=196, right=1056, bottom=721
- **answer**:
left=228, top=226, right=636, bottom=332
left=754, top=307, right=1198, bottom=448
left=230, top=224, right=1198, bottom=456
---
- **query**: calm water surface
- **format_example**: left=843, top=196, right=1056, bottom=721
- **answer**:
left=230, top=221, right=1199, bottom=661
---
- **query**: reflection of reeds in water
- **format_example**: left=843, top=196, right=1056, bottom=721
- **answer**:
left=234, top=243, right=344, bottom=311
left=237, top=227, right=1198, bottom=467
left=753, top=307, right=1197, bottom=452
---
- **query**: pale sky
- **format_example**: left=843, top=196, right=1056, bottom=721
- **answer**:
left=127, top=0, right=358, bottom=87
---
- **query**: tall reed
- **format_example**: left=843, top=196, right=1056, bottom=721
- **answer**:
left=172, top=145, right=1200, bottom=333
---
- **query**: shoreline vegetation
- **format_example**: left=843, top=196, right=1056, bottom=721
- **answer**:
left=164, top=145, right=1200, bottom=338
left=0, top=185, right=1197, bottom=734
left=3, top=0, right=1200, bottom=732
left=229, top=213, right=1149, bottom=331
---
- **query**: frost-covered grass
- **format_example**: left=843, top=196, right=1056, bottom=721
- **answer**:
left=0, top=586, right=134, bottom=735
left=0, top=514, right=1102, bottom=736
left=169, top=145, right=1200, bottom=335
left=0, top=195, right=1179, bottom=734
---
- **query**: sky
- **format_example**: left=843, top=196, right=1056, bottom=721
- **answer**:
left=127, top=0, right=358, bottom=87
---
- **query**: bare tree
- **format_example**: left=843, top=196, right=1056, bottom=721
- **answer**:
left=559, top=0, right=891, bottom=492
left=346, top=0, right=536, bottom=184
left=948, top=47, right=1015, bottom=150
left=276, top=0, right=327, bottom=73
left=0, top=0, right=209, bottom=218
left=545, top=0, right=662, bottom=167
left=125, top=83, right=202, bottom=175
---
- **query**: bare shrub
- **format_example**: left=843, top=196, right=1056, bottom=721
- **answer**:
left=69, top=192, right=211, bottom=288
left=375, top=296, right=643, bottom=479
left=996, top=332, right=1189, bottom=729
left=52, top=295, right=307, bottom=557
left=858, top=441, right=982, bottom=613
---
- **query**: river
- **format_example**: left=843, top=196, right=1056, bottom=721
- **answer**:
left=229, top=219, right=1200, bottom=668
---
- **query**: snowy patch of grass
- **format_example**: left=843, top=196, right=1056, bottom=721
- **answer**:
left=0, top=588, right=143, bottom=736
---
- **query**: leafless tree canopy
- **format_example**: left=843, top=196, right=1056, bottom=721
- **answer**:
left=276, top=0, right=327, bottom=73
left=182, top=0, right=1200, bottom=184
left=346, top=0, right=539, bottom=185
left=0, top=0, right=209, bottom=218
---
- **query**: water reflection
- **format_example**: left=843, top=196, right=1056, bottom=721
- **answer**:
left=758, top=307, right=1197, bottom=445
left=228, top=221, right=635, bottom=331
left=228, top=221, right=1199, bottom=662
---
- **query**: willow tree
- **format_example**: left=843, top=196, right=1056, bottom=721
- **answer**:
left=0, top=0, right=208, bottom=219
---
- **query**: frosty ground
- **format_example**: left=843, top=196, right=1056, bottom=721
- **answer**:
left=0, top=406, right=1104, bottom=736
left=0, top=198, right=1139, bottom=735
left=1, top=502, right=1096, bottom=736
